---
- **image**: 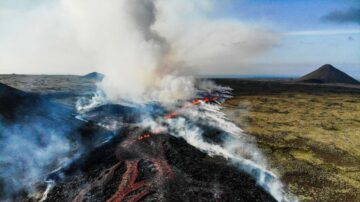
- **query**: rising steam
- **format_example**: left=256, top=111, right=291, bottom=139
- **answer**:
left=0, top=113, right=74, bottom=199
left=138, top=85, right=296, bottom=201
left=62, top=0, right=280, bottom=103
left=0, top=0, right=279, bottom=103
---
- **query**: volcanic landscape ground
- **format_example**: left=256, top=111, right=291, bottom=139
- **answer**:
left=1, top=75, right=360, bottom=202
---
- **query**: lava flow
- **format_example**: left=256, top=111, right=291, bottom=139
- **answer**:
left=106, top=158, right=173, bottom=202
left=164, top=96, right=221, bottom=119
left=72, top=97, right=220, bottom=202
left=39, top=88, right=283, bottom=202
left=72, top=129, right=173, bottom=202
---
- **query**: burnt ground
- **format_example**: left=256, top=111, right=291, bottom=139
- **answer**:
left=0, top=78, right=277, bottom=202
left=211, top=78, right=360, bottom=96
left=2, top=75, right=359, bottom=201
left=39, top=128, right=276, bottom=202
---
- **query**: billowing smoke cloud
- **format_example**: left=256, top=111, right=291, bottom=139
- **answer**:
left=0, top=3, right=94, bottom=74
left=62, top=0, right=280, bottom=103
left=0, top=0, right=279, bottom=103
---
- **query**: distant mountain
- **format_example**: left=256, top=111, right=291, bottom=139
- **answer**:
left=297, top=64, right=359, bottom=84
left=82, top=72, right=104, bottom=80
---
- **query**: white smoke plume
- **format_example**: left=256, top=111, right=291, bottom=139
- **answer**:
left=0, top=0, right=279, bottom=103
left=63, top=0, right=280, bottom=104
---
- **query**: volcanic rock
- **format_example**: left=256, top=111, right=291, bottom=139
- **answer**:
left=82, top=72, right=105, bottom=81
left=0, top=83, right=40, bottom=121
left=0, top=82, right=113, bottom=144
left=0, top=83, right=115, bottom=201
left=297, top=64, right=359, bottom=84
left=0, top=82, right=278, bottom=202
left=42, top=127, right=277, bottom=202
left=0, top=82, right=80, bottom=124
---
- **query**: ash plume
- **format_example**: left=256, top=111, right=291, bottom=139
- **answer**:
left=0, top=0, right=279, bottom=103
left=62, top=0, right=280, bottom=104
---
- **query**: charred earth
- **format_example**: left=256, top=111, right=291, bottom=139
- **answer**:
left=0, top=79, right=277, bottom=202
left=43, top=126, right=276, bottom=202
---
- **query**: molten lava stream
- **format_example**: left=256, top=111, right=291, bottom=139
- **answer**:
left=107, top=160, right=149, bottom=202
left=72, top=131, right=174, bottom=202
left=73, top=162, right=123, bottom=202
left=104, top=132, right=173, bottom=202
left=164, top=96, right=221, bottom=119
left=107, top=158, right=174, bottom=202
left=113, top=97, right=222, bottom=200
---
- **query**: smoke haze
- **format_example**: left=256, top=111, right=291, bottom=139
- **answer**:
left=0, top=102, right=75, bottom=198
left=0, top=0, right=279, bottom=103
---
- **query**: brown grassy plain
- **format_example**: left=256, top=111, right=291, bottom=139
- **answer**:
left=218, top=79, right=360, bottom=202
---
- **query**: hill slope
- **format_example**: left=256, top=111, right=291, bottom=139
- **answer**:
left=82, top=72, right=104, bottom=80
left=297, top=64, right=359, bottom=84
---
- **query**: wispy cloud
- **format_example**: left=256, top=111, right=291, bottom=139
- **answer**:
left=286, top=29, right=360, bottom=36
left=321, top=7, right=360, bottom=24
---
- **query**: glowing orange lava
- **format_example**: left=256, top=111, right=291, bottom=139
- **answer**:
left=73, top=96, right=220, bottom=202
left=164, top=96, right=220, bottom=119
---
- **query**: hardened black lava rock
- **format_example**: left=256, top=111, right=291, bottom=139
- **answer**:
left=40, top=127, right=276, bottom=202
left=0, top=83, right=275, bottom=202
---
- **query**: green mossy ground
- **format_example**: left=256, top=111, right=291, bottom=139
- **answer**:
left=223, top=93, right=360, bottom=201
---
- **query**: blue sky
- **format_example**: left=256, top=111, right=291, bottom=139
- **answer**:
left=217, top=0, right=357, bottom=30
left=0, top=0, right=359, bottom=77
left=211, top=0, right=360, bottom=77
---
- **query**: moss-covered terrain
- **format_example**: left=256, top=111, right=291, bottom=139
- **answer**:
left=223, top=91, right=360, bottom=201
